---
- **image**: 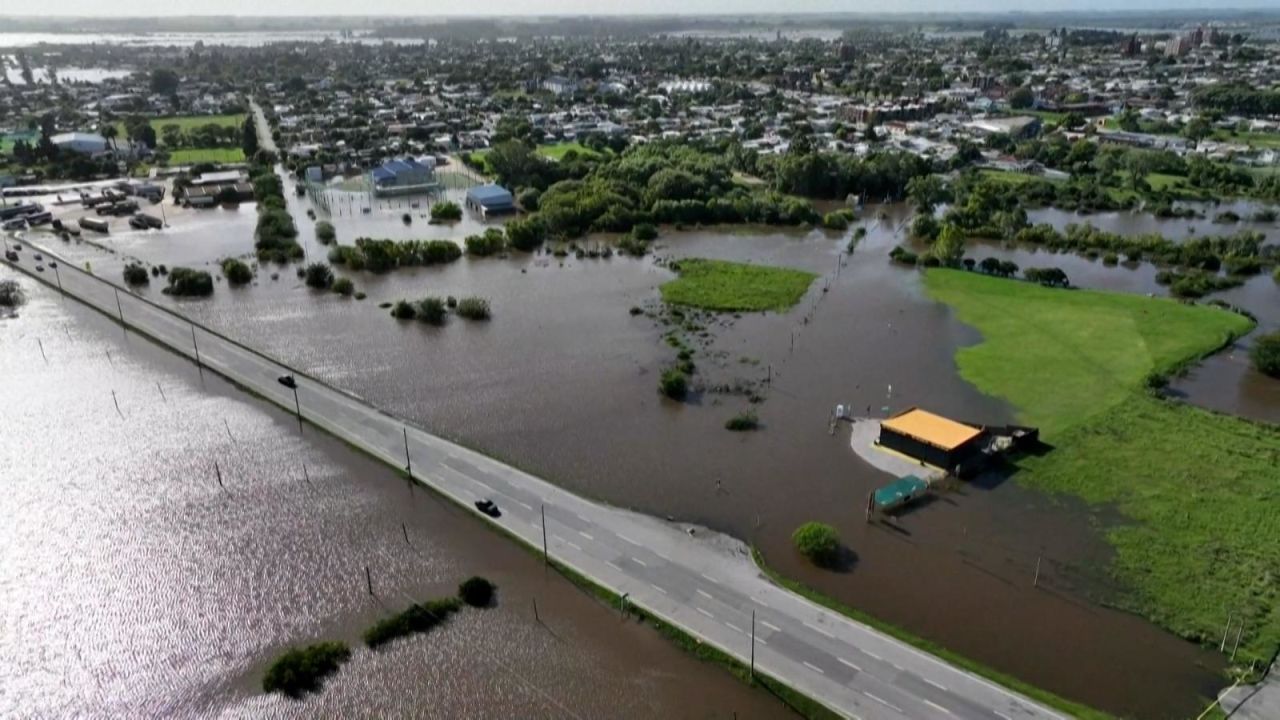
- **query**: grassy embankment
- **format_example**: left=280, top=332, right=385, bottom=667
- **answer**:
left=660, top=258, right=817, bottom=312
left=924, top=269, right=1278, bottom=670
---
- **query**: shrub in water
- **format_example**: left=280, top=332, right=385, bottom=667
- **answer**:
left=430, top=200, right=462, bottom=222
left=122, top=262, right=150, bottom=286
left=221, top=258, right=253, bottom=286
left=163, top=267, right=214, bottom=297
left=332, top=277, right=354, bottom=296
left=415, top=297, right=447, bottom=325
left=364, top=597, right=462, bottom=648
left=455, top=297, right=491, bottom=321
left=725, top=411, right=759, bottom=431
left=314, top=220, right=336, bottom=245
left=458, top=576, right=496, bottom=607
left=391, top=299, right=416, bottom=319
left=262, top=641, right=350, bottom=697
left=0, top=279, right=25, bottom=307
left=792, top=522, right=840, bottom=568
left=659, top=368, right=688, bottom=400
left=631, top=222, right=658, bottom=241
left=464, top=228, right=507, bottom=257
left=304, top=262, right=334, bottom=289
left=1251, top=331, right=1280, bottom=378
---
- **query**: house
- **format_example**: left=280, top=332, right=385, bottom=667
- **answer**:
left=370, top=157, right=436, bottom=196
left=877, top=407, right=987, bottom=473
left=465, top=184, right=516, bottom=217
left=51, top=132, right=108, bottom=155
left=965, top=116, right=1042, bottom=139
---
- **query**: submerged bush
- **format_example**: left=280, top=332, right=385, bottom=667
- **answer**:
left=430, top=200, right=462, bottom=222
left=221, top=258, right=253, bottom=286
left=415, top=297, right=447, bottom=325
left=163, top=267, right=214, bottom=297
left=1251, top=331, right=1280, bottom=378
left=0, top=279, right=25, bottom=307
left=122, top=262, right=150, bottom=286
left=364, top=597, right=462, bottom=648
left=464, top=228, right=507, bottom=257
left=315, top=220, right=336, bottom=244
left=332, top=277, right=354, bottom=296
left=304, top=262, right=334, bottom=289
left=455, top=297, right=491, bottom=321
left=391, top=299, right=416, bottom=319
left=659, top=368, right=688, bottom=400
left=458, top=577, right=496, bottom=607
left=792, top=522, right=840, bottom=568
left=262, top=641, right=350, bottom=697
left=725, top=411, right=760, bottom=431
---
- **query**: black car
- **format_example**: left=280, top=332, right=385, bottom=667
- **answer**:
left=475, top=499, right=501, bottom=518
left=277, top=374, right=297, bottom=389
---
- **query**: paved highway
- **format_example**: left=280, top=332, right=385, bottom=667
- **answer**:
left=4, top=241, right=1068, bottom=720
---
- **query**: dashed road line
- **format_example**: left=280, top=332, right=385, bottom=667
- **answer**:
left=924, top=699, right=952, bottom=715
left=566, top=541, right=582, bottom=552
left=924, top=678, right=948, bottom=692
left=649, top=583, right=667, bottom=595
left=804, top=621, right=836, bottom=639
left=514, top=500, right=533, bottom=511
left=632, top=557, right=647, bottom=567
left=994, top=712, right=1012, bottom=720
left=837, top=657, right=861, bottom=672
left=617, top=533, right=641, bottom=546
left=761, top=620, right=782, bottom=633
left=696, top=589, right=714, bottom=600
left=700, top=572, right=719, bottom=584
left=725, top=622, right=744, bottom=634
left=803, top=661, right=825, bottom=675
left=696, top=607, right=715, bottom=619
left=863, top=692, right=903, bottom=714
left=865, top=650, right=883, bottom=662
left=750, top=596, right=770, bottom=608
left=606, top=561, right=622, bottom=572
left=578, top=531, right=594, bottom=541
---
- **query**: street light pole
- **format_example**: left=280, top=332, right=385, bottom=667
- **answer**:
left=292, top=385, right=302, bottom=432
left=750, top=610, right=756, bottom=681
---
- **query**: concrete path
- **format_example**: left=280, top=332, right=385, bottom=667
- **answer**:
left=5, top=242, right=1068, bottom=720
left=849, top=418, right=946, bottom=481
left=1219, top=666, right=1280, bottom=720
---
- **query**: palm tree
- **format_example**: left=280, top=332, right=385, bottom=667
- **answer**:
left=101, top=123, right=118, bottom=154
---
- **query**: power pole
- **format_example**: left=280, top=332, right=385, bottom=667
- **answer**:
left=541, top=504, right=548, bottom=567
left=292, top=385, right=302, bottom=432
left=113, top=287, right=125, bottom=329
left=750, top=609, right=756, bottom=681
left=403, top=427, right=412, bottom=474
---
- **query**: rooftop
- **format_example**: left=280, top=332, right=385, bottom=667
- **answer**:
left=881, top=408, right=983, bottom=452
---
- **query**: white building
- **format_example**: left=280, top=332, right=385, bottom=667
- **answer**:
left=50, top=132, right=108, bottom=155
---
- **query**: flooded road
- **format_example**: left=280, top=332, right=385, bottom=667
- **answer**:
left=17, top=185, right=1273, bottom=717
left=0, top=267, right=789, bottom=719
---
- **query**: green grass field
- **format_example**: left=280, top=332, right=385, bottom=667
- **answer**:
left=661, top=259, right=817, bottom=312
left=166, top=148, right=246, bottom=165
left=117, top=114, right=245, bottom=145
left=976, top=168, right=1063, bottom=186
left=468, top=141, right=605, bottom=174
left=924, top=269, right=1252, bottom=435
left=925, top=269, right=1277, bottom=669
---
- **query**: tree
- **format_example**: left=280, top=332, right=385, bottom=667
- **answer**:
left=149, top=68, right=180, bottom=96
left=1008, top=86, right=1035, bottom=109
left=792, top=522, right=840, bottom=567
left=430, top=201, right=462, bottom=222
left=101, top=124, right=119, bottom=153
left=906, top=174, right=949, bottom=214
left=931, top=223, right=966, bottom=266
left=160, top=123, right=182, bottom=148
left=242, top=114, right=260, bottom=158
left=505, top=217, right=546, bottom=251
left=303, top=263, right=334, bottom=289
left=1183, top=116, right=1212, bottom=143
left=458, top=577, right=496, bottom=607
left=314, top=220, right=336, bottom=244
left=1251, top=332, right=1280, bottom=378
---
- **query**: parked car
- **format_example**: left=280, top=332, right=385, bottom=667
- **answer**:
left=475, top=499, right=501, bottom=518
left=277, top=374, right=297, bottom=389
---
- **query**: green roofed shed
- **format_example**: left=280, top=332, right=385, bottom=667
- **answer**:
left=872, top=475, right=930, bottom=511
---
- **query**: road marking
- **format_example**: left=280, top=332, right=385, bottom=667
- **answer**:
left=924, top=699, right=952, bottom=715
left=761, top=621, right=782, bottom=633
left=804, top=621, right=836, bottom=639
left=862, top=692, right=902, bottom=714
left=865, top=650, right=883, bottom=662
left=700, top=573, right=719, bottom=584
left=617, top=533, right=641, bottom=546
left=994, top=713, right=1012, bottom=720
left=578, top=531, right=594, bottom=541
left=837, top=657, right=861, bottom=672
left=751, top=596, right=770, bottom=608
left=649, top=583, right=667, bottom=595
left=725, top=622, right=744, bottom=634
left=565, top=541, right=582, bottom=552
left=803, top=661, right=825, bottom=675
left=757, top=637, right=767, bottom=646
left=514, top=500, right=533, bottom=511
left=924, top=678, right=948, bottom=692
left=606, top=561, right=622, bottom=572
left=696, top=607, right=715, bottom=619
left=632, top=557, right=647, bottom=567
left=696, top=589, right=714, bottom=600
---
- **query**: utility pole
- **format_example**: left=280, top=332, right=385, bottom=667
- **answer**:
left=541, top=504, right=549, bottom=567
left=191, top=325, right=202, bottom=372
left=1034, top=555, right=1042, bottom=588
left=365, top=566, right=373, bottom=596
left=292, top=385, right=302, bottom=432
left=750, top=609, right=756, bottom=681
left=113, top=287, right=125, bottom=329
left=403, top=427, right=412, bottom=474
left=52, top=262, right=63, bottom=294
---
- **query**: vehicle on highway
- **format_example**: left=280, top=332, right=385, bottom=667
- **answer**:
left=277, top=374, right=297, bottom=389
left=475, top=499, right=501, bottom=518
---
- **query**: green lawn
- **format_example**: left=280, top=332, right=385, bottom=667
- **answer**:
left=976, top=168, right=1063, bottom=186
left=1209, top=128, right=1280, bottom=149
left=661, top=259, right=817, bottom=312
left=167, top=147, right=246, bottom=165
left=925, top=268, right=1277, bottom=669
left=537, top=141, right=604, bottom=161
left=117, top=114, right=245, bottom=145
left=924, top=269, right=1253, bottom=435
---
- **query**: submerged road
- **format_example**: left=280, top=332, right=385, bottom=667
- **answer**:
left=5, top=242, right=1067, bottom=720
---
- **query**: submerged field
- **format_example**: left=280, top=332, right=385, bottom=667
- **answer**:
left=925, top=268, right=1277, bottom=668
left=660, top=258, right=817, bottom=312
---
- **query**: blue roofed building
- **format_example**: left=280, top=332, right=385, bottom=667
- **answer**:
left=465, top=184, right=516, bottom=217
left=369, top=157, right=437, bottom=196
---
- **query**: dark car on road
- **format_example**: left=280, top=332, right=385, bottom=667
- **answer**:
left=475, top=499, right=501, bottom=518
left=277, top=374, right=297, bottom=389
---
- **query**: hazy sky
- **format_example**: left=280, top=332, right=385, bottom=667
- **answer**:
left=11, top=0, right=1278, bottom=17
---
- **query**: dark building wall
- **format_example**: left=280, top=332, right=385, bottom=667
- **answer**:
left=878, top=430, right=954, bottom=468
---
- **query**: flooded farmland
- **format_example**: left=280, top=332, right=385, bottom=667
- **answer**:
left=12, top=175, right=1277, bottom=718
left=0, top=268, right=790, bottom=719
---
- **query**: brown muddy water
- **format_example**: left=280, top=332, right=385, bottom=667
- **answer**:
left=20, top=181, right=1276, bottom=717
left=0, top=268, right=789, bottom=719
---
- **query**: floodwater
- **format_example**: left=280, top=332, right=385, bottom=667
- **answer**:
left=0, top=267, right=789, bottom=719
left=18, top=181, right=1271, bottom=717
left=0, top=32, right=424, bottom=49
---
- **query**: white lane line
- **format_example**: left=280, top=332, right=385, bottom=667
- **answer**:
left=725, top=622, right=744, bottom=634
left=649, top=583, right=667, bottom=595
left=632, top=557, right=647, bottom=567
left=696, top=589, right=714, bottom=600
left=924, top=678, right=948, bottom=692
left=924, top=699, right=952, bottom=715
left=757, top=637, right=768, bottom=646
left=837, top=657, right=861, bottom=672
left=565, top=541, right=582, bottom=552
left=889, top=661, right=904, bottom=671
left=862, top=692, right=903, bottom=714
left=864, top=650, right=883, bottom=662
left=761, top=620, right=782, bottom=633
left=751, top=596, right=770, bottom=608
left=802, top=661, right=825, bottom=675
left=699, top=573, right=719, bottom=584
left=994, top=713, right=1012, bottom=720
left=804, top=621, right=836, bottom=639
left=617, top=533, right=641, bottom=546
left=696, top=607, right=715, bottom=619
left=606, top=561, right=622, bottom=572
left=514, top=500, right=533, bottom=511
left=578, top=531, right=594, bottom=541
